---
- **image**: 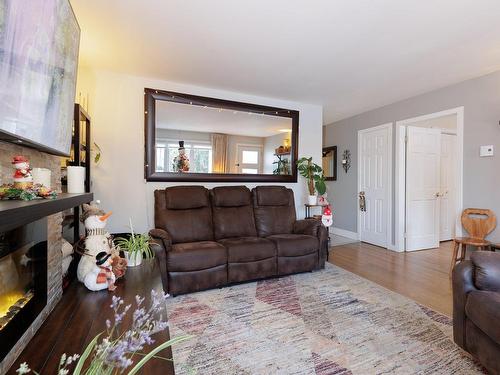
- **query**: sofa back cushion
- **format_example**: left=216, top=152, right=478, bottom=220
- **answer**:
left=210, top=186, right=257, bottom=239
left=154, top=186, right=214, bottom=244
left=252, top=186, right=296, bottom=237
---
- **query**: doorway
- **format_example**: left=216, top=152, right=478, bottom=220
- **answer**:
left=357, top=123, right=392, bottom=248
left=395, top=107, right=464, bottom=252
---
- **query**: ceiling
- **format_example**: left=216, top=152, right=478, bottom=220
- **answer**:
left=156, top=100, right=292, bottom=137
left=71, top=0, right=500, bottom=124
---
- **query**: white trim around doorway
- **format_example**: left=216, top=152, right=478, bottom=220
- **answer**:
left=394, top=107, right=464, bottom=252
left=357, top=123, right=393, bottom=250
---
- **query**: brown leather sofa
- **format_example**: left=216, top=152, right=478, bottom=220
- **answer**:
left=452, top=251, right=500, bottom=375
left=150, top=185, right=328, bottom=295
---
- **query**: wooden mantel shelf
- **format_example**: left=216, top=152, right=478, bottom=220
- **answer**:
left=0, top=192, right=93, bottom=232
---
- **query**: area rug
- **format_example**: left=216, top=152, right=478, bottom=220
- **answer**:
left=166, top=263, right=483, bottom=374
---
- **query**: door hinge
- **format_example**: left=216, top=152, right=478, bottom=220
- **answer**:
left=404, top=232, right=408, bottom=238
left=404, top=135, right=408, bottom=143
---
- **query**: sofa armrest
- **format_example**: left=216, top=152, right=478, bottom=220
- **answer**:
left=149, top=228, right=172, bottom=293
left=293, top=218, right=321, bottom=237
left=293, top=219, right=328, bottom=270
left=452, top=260, right=477, bottom=349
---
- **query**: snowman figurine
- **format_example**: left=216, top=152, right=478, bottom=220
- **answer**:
left=84, top=251, right=116, bottom=291
left=11, top=155, right=33, bottom=189
left=77, top=202, right=123, bottom=283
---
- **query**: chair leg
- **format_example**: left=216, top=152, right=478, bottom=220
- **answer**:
left=459, top=243, right=466, bottom=261
left=450, top=241, right=459, bottom=274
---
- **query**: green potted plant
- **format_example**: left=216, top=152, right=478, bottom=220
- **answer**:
left=297, top=156, right=326, bottom=205
left=115, top=219, right=155, bottom=267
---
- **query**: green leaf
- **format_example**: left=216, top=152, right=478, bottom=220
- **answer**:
left=127, top=335, right=192, bottom=375
left=73, top=332, right=103, bottom=375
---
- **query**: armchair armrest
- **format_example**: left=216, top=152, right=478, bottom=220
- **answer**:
left=470, top=251, right=500, bottom=292
left=293, top=219, right=328, bottom=270
left=149, top=228, right=172, bottom=293
left=452, top=260, right=477, bottom=349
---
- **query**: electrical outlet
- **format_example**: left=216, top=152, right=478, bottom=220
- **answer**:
left=480, top=145, right=494, bottom=157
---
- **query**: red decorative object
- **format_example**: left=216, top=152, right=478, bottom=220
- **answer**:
left=323, top=205, right=332, bottom=216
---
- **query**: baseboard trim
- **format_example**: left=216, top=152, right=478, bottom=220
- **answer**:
left=330, top=227, right=359, bottom=240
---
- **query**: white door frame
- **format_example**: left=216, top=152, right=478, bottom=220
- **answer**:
left=395, top=107, right=464, bottom=252
left=357, top=123, right=393, bottom=248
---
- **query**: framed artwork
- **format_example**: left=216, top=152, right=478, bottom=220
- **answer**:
left=0, top=0, right=80, bottom=156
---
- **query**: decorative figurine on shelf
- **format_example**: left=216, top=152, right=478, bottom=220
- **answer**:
left=322, top=205, right=333, bottom=227
left=77, top=202, right=127, bottom=284
left=173, top=141, right=190, bottom=172
left=83, top=251, right=117, bottom=292
left=12, top=155, right=33, bottom=189
left=0, top=156, right=57, bottom=201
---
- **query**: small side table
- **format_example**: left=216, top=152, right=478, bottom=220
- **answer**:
left=304, top=204, right=326, bottom=219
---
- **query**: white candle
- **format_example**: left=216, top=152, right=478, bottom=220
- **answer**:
left=67, top=166, right=85, bottom=193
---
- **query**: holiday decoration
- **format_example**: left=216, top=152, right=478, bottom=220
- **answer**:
left=0, top=156, right=57, bottom=201
left=83, top=251, right=116, bottom=291
left=173, top=141, right=190, bottom=172
left=322, top=205, right=333, bottom=227
left=11, top=155, right=33, bottom=189
left=77, top=203, right=127, bottom=285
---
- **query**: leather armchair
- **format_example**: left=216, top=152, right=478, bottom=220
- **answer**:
left=452, top=251, right=500, bottom=375
left=293, top=218, right=329, bottom=269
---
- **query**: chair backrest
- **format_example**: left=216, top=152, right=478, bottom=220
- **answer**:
left=210, top=186, right=257, bottom=240
left=154, top=186, right=214, bottom=244
left=252, top=186, right=296, bottom=237
left=461, top=208, right=497, bottom=239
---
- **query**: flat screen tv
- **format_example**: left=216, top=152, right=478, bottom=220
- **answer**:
left=0, top=0, right=80, bottom=156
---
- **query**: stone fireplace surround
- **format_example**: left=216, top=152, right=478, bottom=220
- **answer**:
left=0, top=141, right=63, bottom=374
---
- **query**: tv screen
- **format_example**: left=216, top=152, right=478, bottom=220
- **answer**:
left=0, top=0, right=80, bottom=156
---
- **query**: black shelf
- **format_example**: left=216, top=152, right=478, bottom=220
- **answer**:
left=0, top=193, right=93, bottom=232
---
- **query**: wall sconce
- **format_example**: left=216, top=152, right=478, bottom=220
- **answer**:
left=342, top=149, right=351, bottom=173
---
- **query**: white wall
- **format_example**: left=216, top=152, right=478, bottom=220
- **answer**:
left=77, top=68, right=323, bottom=233
left=263, top=132, right=291, bottom=174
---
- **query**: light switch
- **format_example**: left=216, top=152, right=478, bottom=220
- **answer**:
left=480, top=145, right=494, bottom=157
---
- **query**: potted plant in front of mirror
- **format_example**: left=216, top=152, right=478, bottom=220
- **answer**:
left=115, top=220, right=155, bottom=267
left=297, top=157, right=326, bottom=205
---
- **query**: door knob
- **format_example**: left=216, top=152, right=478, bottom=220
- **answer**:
left=359, top=191, right=366, bottom=212
left=435, top=192, right=441, bottom=198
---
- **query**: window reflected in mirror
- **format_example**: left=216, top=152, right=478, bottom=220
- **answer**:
left=153, top=98, right=293, bottom=175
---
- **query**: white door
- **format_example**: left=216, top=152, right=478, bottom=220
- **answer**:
left=358, top=124, right=391, bottom=247
left=406, top=126, right=441, bottom=251
left=236, top=145, right=262, bottom=174
left=439, top=134, right=457, bottom=241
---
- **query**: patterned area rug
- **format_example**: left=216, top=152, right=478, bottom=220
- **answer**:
left=166, top=263, right=482, bottom=374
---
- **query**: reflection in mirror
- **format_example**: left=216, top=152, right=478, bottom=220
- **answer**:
left=154, top=100, right=293, bottom=175
left=322, top=146, right=337, bottom=181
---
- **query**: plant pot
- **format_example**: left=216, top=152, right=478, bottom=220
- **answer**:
left=308, top=195, right=317, bottom=205
left=124, top=250, right=143, bottom=267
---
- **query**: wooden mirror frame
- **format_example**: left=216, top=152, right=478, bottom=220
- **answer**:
left=322, top=146, right=337, bottom=181
left=144, top=88, right=299, bottom=182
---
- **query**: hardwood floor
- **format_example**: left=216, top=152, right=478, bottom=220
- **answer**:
left=328, top=240, right=455, bottom=316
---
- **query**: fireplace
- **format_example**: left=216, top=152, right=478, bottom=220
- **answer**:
left=0, top=218, right=47, bottom=362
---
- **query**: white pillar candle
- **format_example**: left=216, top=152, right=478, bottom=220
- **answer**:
left=32, top=168, right=51, bottom=188
left=67, top=166, right=85, bottom=193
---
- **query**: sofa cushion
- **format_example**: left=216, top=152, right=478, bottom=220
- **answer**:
left=219, top=237, right=276, bottom=262
left=267, top=234, right=318, bottom=257
left=211, top=186, right=252, bottom=207
left=168, top=241, right=226, bottom=272
left=154, top=188, right=214, bottom=243
left=211, top=186, right=257, bottom=239
left=465, top=290, right=500, bottom=344
left=252, top=187, right=296, bottom=237
left=165, top=186, right=210, bottom=210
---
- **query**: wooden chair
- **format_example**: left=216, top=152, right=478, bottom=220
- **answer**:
left=450, top=208, right=497, bottom=273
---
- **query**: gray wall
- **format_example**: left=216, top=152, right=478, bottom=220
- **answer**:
left=324, top=70, right=500, bottom=242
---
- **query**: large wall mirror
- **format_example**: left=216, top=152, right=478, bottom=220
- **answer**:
left=144, top=89, right=299, bottom=182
